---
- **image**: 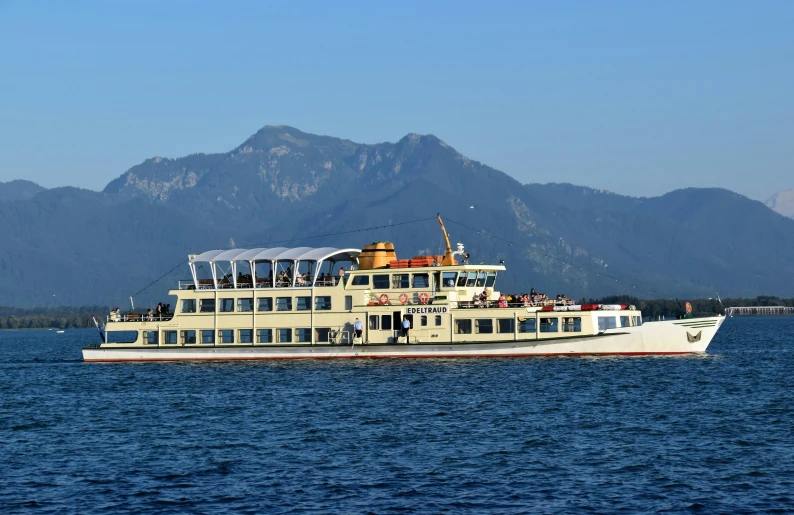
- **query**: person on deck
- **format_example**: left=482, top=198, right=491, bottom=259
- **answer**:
left=338, top=267, right=345, bottom=277
left=498, top=293, right=508, bottom=308
left=353, top=318, right=363, bottom=340
left=401, top=315, right=411, bottom=343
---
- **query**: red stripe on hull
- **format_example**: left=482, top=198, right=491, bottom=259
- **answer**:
left=84, top=351, right=697, bottom=363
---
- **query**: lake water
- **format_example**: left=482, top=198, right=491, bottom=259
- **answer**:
left=1, top=317, right=793, bottom=514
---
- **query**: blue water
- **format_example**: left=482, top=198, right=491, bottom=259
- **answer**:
left=1, top=318, right=793, bottom=514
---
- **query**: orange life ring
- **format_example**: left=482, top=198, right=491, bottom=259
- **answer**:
left=399, top=293, right=408, bottom=304
left=419, top=292, right=430, bottom=304
left=379, top=293, right=389, bottom=305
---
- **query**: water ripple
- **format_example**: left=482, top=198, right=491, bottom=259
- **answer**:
left=1, top=319, right=793, bottom=513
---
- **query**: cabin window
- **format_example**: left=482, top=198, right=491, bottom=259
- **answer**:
left=106, top=331, right=137, bottom=343
left=315, top=296, right=332, bottom=310
left=465, top=272, right=477, bottom=287
left=296, top=328, right=312, bottom=343
left=457, top=274, right=467, bottom=287
left=420, top=316, right=427, bottom=327
left=237, top=298, right=253, bottom=312
left=412, top=274, right=430, bottom=288
left=476, top=272, right=487, bottom=287
left=435, top=315, right=442, bottom=326
left=345, top=296, right=353, bottom=310
left=392, top=274, right=410, bottom=289
left=373, top=274, right=390, bottom=289
left=351, top=275, right=369, bottom=286
left=315, top=328, right=331, bottom=343
left=218, top=329, right=234, bottom=343
left=200, top=299, right=215, bottom=313
left=598, top=316, right=618, bottom=330
left=257, top=297, right=273, bottom=312
left=239, top=329, right=253, bottom=343
left=442, top=272, right=457, bottom=288
left=620, top=316, right=631, bottom=328
left=518, top=318, right=536, bottom=333
left=296, top=297, right=311, bottom=311
left=486, top=272, right=497, bottom=288
left=276, top=297, right=292, bottom=311
left=257, top=329, right=272, bottom=343
left=181, top=299, right=196, bottom=313
left=201, top=330, right=214, bottom=344
left=277, top=328, right=292, bottom=343
left=219, top=298, right=234, bottom=312
left=455, top=319, right=472, bottom=334
left=633, top=316, right=642, bottom=326
left=181, top=330, right=196, bottom=344
left=562, top=317, right=582, bottom=332
left=144, top=331, right=159, bottom=344
left=381, top=315, right=392, bottom=330
left=164, top=331, right=178, bottom=344
left=476, top=319, right=493, bottom=334
left=369, top=315, right=379, bottom=330
left=498, top=319, right=514, bottom=333
left=540, top=318, right=558, bottom=333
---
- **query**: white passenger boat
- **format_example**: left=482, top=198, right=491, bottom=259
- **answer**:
left=82, top=217, right=724, bottom=362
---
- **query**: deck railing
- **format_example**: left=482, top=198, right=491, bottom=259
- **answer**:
left=178, top=277, right=343, bottom=290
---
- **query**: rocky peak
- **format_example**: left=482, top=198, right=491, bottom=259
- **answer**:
left=765, top=189, right=794, bottom=219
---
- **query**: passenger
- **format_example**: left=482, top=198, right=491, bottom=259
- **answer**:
left=498, top=293, right=508, bottom=308
left=479, top=288, right=489, bottom=307
left=319, top=272, right=326, bottom=285
left=338, top=267, right=345, bottom=277
left=146, top=309, right=153, bottom=321
left=156, top=302, right=162, bottom=318
left=401, top=315, right=411, bottom=343
left=114, top=308, right=122, bottom=322
left=530, top=288, right=537, bottom=297
left=109, top=308, right=116, bottom=322
left=297, top=274, right=305, bottom=286
left=353, top=318, right=363, bottom=340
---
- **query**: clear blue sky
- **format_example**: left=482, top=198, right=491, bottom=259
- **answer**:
left=1, top=1, right=792, bottom=201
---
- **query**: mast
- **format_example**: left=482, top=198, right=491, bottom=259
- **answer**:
left=437, top=214, right=456, bottom=266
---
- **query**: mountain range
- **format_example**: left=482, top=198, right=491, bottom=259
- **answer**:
left=2, top=126, right=793, bottom=307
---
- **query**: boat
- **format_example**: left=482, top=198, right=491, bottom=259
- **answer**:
left=56, top=330, right=65, bottom=334
left=82, top=216, right=724, bottom=362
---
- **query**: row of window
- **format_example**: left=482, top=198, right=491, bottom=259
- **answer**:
left=182, top=296, right=333, bottom=314
left=367, top=314, right=443, bottom=330
left=146, top=328, right=335, bottom=345
left=453, top=317, right=583, bottom=335
left=597, top=316, right=641, bottom=330
left=349, top=271, right=498, bottom=290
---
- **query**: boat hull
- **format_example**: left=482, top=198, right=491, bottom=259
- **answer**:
left=82, top=316, right=724, bottom=362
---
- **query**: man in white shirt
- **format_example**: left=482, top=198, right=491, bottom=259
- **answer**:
left=353, top=318, right=363, bottom=340
left=402, top=315, right=411, bottom=343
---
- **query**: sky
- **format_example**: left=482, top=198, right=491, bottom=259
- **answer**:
left=0, top=1, right=792, bottom=201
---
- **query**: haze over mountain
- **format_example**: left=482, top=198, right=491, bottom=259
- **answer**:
left=765, top=189, right=794, bottom=219
left=0, top=180, right=45, bottom=202
left=2, top=125, right=793, bottom=308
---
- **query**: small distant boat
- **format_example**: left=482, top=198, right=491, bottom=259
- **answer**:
left=56, top=330, right=65, bottom=334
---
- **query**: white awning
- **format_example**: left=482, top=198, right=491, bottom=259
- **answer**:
left=190, top=246, right=361, bottom=264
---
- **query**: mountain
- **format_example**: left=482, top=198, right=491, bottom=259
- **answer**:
left=765, top=189, right=794, bottom=219
left=2, top=125, right=794, bottom=307
left=0, top=180, right=45, bottom=202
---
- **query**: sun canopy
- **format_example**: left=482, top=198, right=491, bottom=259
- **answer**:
left=190, top=246, right=361, bottom=264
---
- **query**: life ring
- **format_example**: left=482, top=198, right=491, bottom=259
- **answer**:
left=419, top=292, right=430, bottom=304
left=379, top=293, right=389, bottom=305
left=399, top=293, right=408, bottom=304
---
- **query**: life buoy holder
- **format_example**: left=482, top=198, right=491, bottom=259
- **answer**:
left=379, top=294, right=390, bottom=305
left=399, top=293, right=408, bottom=304
left=419, top=292, right=430, bottom=304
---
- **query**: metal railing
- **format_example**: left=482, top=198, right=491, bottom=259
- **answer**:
left=178, top=277, right=343, bottom=290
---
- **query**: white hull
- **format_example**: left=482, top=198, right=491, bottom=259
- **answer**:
left=83, top=316, right=724, bottom=362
